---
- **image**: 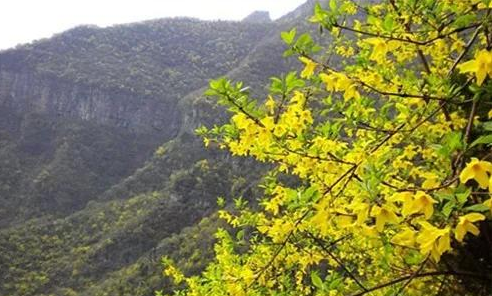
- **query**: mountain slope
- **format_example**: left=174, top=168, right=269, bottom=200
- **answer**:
left=0, top=1, right=322, bottom=295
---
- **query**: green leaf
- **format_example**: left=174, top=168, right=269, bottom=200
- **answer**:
left=456, top=188, right=471, bottom=205
left=281, top=28, right=296, bottom=45
left=442, top=200, right=456, bottom=218
left=464, top=204, right=490, bottom=213
left=329, top=0, right=338, bottom=12
left=482, top=121, right=492, bottom=131
left=236, top=229, right=245, bottom=240
left=454, top=14, right=476, bottom=27
left=470, top=134, right=492, bottom=147
left=295, top=33, right=313, bottom=48
left=311, top=272, right=324, bottom=289
left=283, top=48, right=295, bottom=57
left=383, top=15, right=394, bottom=31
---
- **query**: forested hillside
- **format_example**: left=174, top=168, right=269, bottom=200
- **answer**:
left=0, top=2, right=319, bottom=295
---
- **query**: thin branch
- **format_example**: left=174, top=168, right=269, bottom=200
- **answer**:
left=448, top=25, right=482, bottom=76
left=308, top=233, right=369, bottom=292
left=393, top=257, right=429, bottom=295
left=465, top=99, right=478, bottom=144
left=350, top=270, right=492, bottom=296
left=332, top=23, right=480, bottom=46
left=220, top=91, right=265, bottom=128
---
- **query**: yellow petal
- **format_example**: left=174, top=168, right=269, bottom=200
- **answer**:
left=476, top=67, right=487, bottom=86
left=337, top=215, right=354, bottom=228
left=460, top=163, right=476, bottom=184
left=460, top=158, right=492, bottom=188
left=437, top=232, right=451, bottom=255
left=465, top=223, right=480, bottom=236
left=475, top=170, right=490, bottom=188
left=455, top=223, right=466, bottom=242
left=457, top=60, right=478, bottom=74
left=463, top=212, right=486, bottom=223
left=391, top=228, right=416, bottom=247
left=299, top=57, right=317, bottom=79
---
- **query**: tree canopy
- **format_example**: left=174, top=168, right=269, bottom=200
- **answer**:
left=163, top=0, right=492, bottom=295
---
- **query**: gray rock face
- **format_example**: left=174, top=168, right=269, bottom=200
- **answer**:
left=243, top=11, right=272, bottom=23
left=0, top=68, right=181, bottom=137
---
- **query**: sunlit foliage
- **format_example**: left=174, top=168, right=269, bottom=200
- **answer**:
left=164, top=0, right=492, bottom=295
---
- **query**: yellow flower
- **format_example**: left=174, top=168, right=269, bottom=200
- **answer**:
left=265, top=95, right=275, bottom=114
left=365, top=38, right=388, bottom=62
left=260, top=116, right=275, bottom=131
left=364, top=38, right=399, bottom=63
left=455, top=213, right=486, bottom=242
left=416, top=222, right=451, bottom=262
left=319, top=71, right=360, bottom=100
left=457, top=49, right=492, bottom=86
left=488, top=108, right=492, bottom=119
left=409, top=191, right=438, bottom=219
left=459, top=158, right=492, bottom=189
left=299, top=57, right=317, bottom=78
left=343, top=84, right=361, bottom=101
left=319, top=73, right=337, bottom=91
left=371, top=204, right=399, bottom=232
left=391, top=228, right=416, bottom=247
left=478, top=1, right=492, bottom=9
left=388, top=192, right=414, bottom=217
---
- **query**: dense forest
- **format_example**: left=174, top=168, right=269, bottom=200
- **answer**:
left=0, top=2, right=315, bottom=295
left=1, top=0, right=491, bottom=296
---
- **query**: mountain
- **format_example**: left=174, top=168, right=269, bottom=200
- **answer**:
left=0, top=1, right=319, bottom=295
left=242, top=11, right=272, bottom=23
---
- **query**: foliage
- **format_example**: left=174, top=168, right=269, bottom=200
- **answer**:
left=165, top=1, right=492, bottom=295
left=2, top=19, right=271, bottom=99
left=0, top=150, right=261, bottom=295
left=0, top=5, right=312, bottom=295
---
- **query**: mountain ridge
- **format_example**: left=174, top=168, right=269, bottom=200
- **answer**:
left=0, top=1, right=322, bottom=295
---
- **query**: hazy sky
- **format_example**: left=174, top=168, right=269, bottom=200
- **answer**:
left=0, top=0, right=306, bottom=50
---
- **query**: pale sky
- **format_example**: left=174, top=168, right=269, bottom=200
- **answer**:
left=0, top=0, right=306, bottom=50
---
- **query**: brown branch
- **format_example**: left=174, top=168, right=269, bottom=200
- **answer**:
left=308, top=233, right=369, bottom=292
left=220, top=91, right=265, bottom=128
left=332, top=23, right=480, bottom=46
left=448, top=25, right=482, bottom=76
left=350, top=270, right=491, bottom=296
left=394, top=257, right=429, bottom=295
left=356, top=80, right=447, bottom=102
left=465, top=99, right=478, bottom=144
left=283, top=145, right=355, bottom=166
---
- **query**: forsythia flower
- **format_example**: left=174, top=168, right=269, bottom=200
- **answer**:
left=416, top=222, right=451, bottom=262
left=391, top=228, right=416, bottom=247
left=319, top=72, right=360, bottom=100
left=371, top=204, right=399, bottom=232
left=478, top=1, right=492, bottom=9
left=265, top=95, right=275, bottom=114
left=455, top=213, right=486, bottom=242
left=299, top=57, right=317, bottom=78
left=409, top=191, right=437, bottom=219
left=459, top=158, right=492, bottom=189
left=458, top=49, right=492, bottom=85
left=364, top=38, right=399, bottom=63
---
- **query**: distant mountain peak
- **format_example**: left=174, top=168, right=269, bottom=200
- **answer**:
left=242, top=11, right=272, bottom=23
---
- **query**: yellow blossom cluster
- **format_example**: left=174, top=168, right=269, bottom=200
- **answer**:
left=166, top=1, right=492, bottom=295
